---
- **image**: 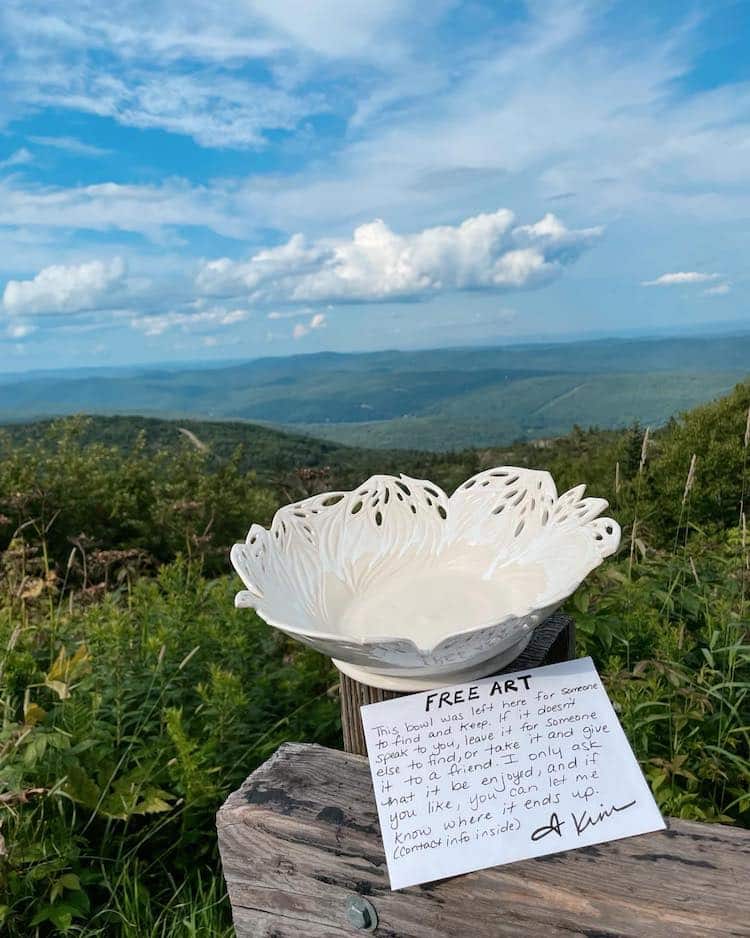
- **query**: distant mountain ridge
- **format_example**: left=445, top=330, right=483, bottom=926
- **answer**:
left=2, top=334, right=749, bottom=450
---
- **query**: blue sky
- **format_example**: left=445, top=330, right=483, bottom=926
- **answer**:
left=0, top=0, right=748, bottom=372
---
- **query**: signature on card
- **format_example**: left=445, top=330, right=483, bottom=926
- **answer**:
left=530, top=800, right=637, bottom=842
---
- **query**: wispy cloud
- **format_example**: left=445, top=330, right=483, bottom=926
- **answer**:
left=1, top=0, right=338, bottom=149
left=26, top=72, right=325, bottom=150
left=0, top=178, right=244, bottom=240
left=642, top=272, right=721, bottom=287
left=0, top=148, right=33, bottom=169
left=640, top=270, right=733, bottom=298
left=27, top=135, right=112, bottom=157
left=130, top=305, right=249, bottom=336
left=704, top=282, right=731, bottom=296
left=267, top=308, right=316, bottom=320
left=6, top=319, right=35, bottom=339
left=228, top=7, right=750, bottom=237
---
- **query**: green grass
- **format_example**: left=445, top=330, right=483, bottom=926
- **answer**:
left=0, top=566, right=341, bottom=935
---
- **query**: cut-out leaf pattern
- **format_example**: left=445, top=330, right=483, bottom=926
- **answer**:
left=231, top=467, right=620, bottom=675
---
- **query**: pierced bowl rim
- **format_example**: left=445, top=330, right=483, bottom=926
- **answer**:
left=231, top=467, right=621, bottom=654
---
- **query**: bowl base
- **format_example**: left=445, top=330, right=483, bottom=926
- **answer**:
left=332, top=634, right=533, bottom=692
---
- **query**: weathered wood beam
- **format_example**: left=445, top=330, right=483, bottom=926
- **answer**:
left=217, top=742, right=750, bottom=937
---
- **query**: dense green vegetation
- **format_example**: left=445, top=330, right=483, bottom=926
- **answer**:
left=1, top=381, right=749, bottom=935
left=297, top=370, right=748, bottom=450
left=0, top=414, right=449, bottom=490
left=3, top=333, right=749, bottom=449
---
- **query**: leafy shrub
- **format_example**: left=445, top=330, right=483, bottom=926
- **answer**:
left=0, top=563, right=339, bottom=935
left=0, top=417, right=278, bottom=579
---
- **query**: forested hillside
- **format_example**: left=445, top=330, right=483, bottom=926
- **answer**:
left=3, top=333, right=749, bottom=450
left=0, top=383, right=748, bottom=935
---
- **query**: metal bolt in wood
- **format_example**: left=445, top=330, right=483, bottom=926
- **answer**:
left=345, top=895, right=378, bottom=931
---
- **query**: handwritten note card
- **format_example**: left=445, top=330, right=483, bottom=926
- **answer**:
left=361, top=656, right=664, bottom=890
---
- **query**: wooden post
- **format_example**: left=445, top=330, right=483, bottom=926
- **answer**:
left=339, top=613, right=575, bottom=755
left=218, top=742, right=750, bottom=937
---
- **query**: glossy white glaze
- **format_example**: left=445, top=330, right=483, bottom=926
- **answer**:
left=231, top=467, right=620, bottom=684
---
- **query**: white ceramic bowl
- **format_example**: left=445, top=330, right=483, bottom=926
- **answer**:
left=231, top=467, right=620, bottom=690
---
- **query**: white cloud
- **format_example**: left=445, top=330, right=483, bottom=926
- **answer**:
left=27, top=135, right=112, bottom=157
left=0, top=177, right=244, bottom=240
left=218, top=307, right=249, bottom=325
left=0, top=1, right=748, bottom=230
left=247, top=0, right=416, bottom=61
left=0, top=148, right=33, bottom=169
left=2, top=257, right=126, bottom=315
left=292, top=311, right=327, bottom=339
left=207, top=5, right=750, bottom=237
left=27, top=71, right=324, bottom=150
left=1, top=0, right=342, bottom=149
left=0, top=1, right=745, bottom=361
left=267, top=308, right=314, bottom=320
left=130, top=305, right=250, bottom=336
left=0, top=0, right=393, bottom=73
left=197, top=210, right=602, bottom=305
left=704, top=282, right=731, bottom=296
left=6, top=319, right=35, bottom=339
left=1, top=4, right=747, bottom=253
left=2, top=1, right=287, bottom=65
left=642, top=271, right=721, bottom=287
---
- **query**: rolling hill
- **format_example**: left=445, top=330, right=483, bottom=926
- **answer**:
left=2, top=333, right=749, bottom=450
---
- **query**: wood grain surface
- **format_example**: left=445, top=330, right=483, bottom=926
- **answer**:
left=217, top=742, right=750, bottom=937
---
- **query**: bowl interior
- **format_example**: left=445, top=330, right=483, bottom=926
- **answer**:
left=334, top=557, right=548, bottom=646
